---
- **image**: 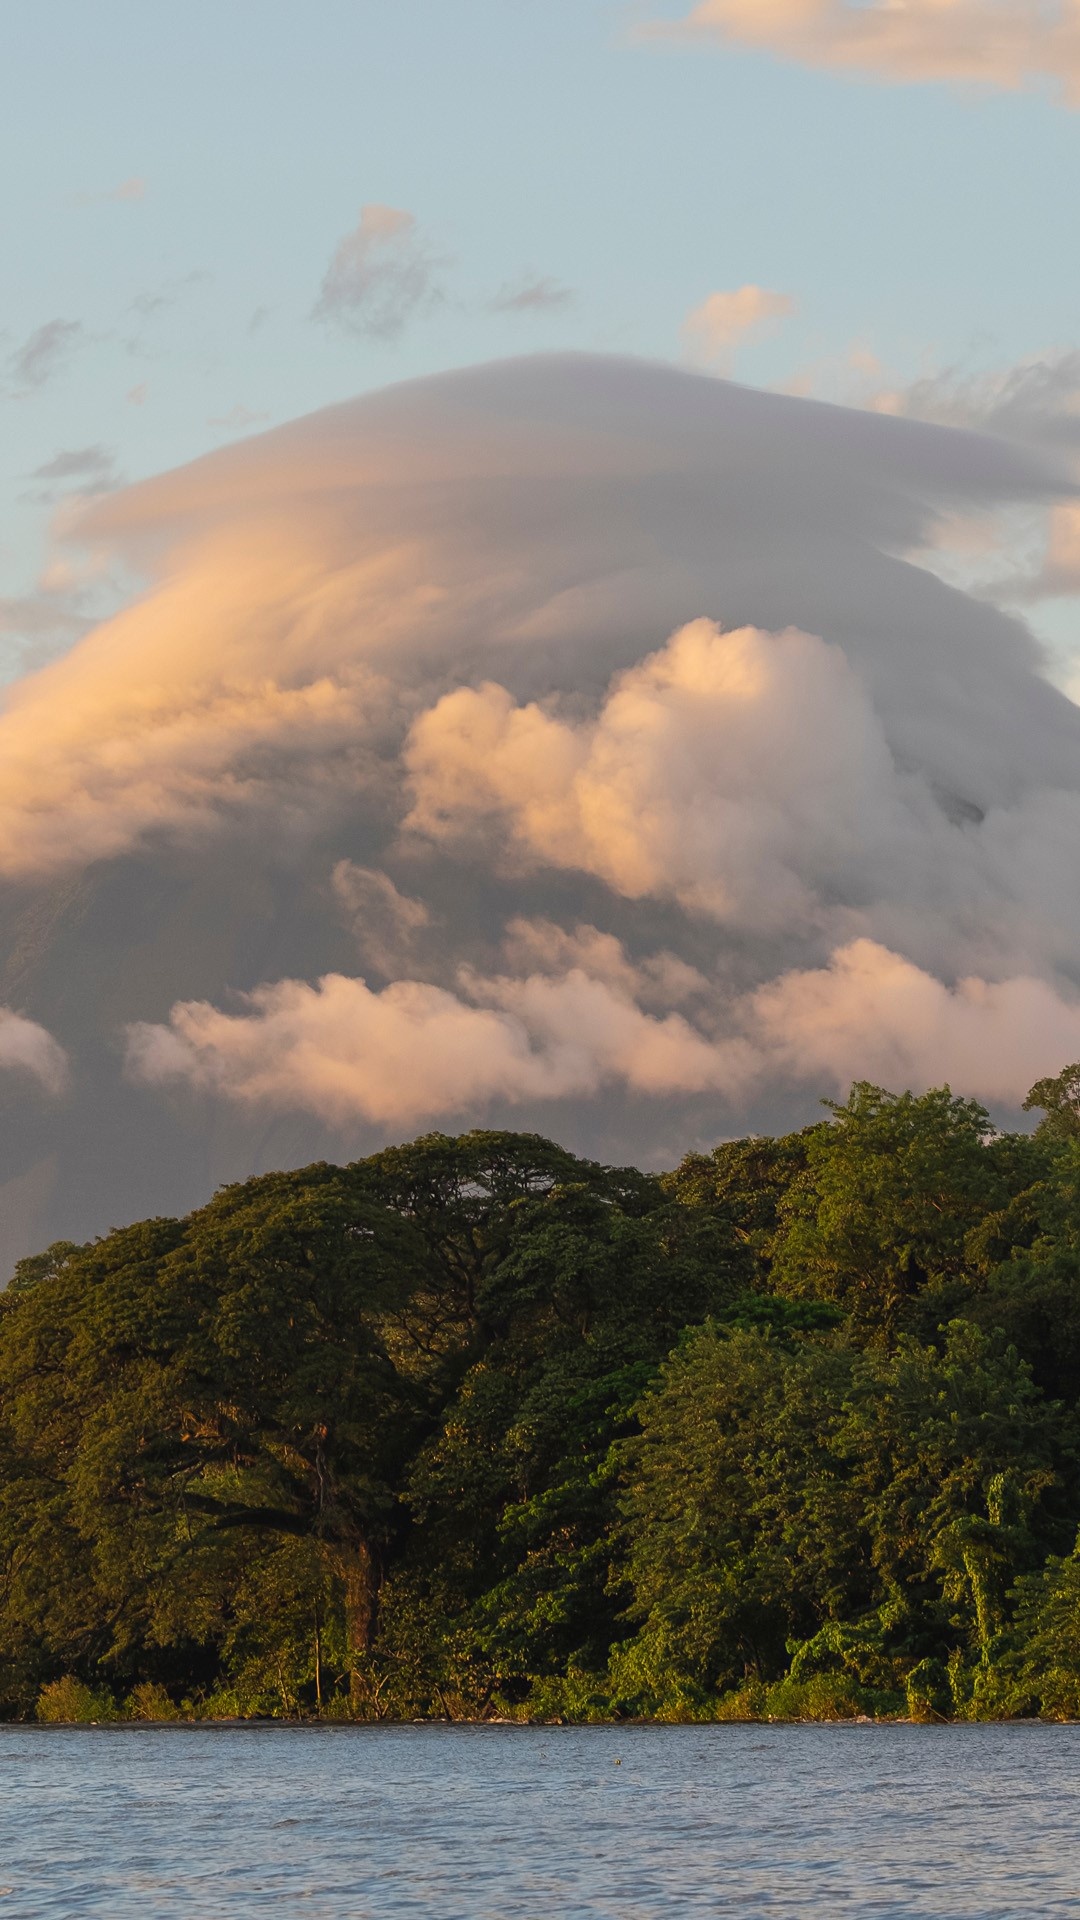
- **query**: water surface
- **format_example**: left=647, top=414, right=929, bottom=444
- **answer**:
left=0, top=1723, right=1077, bottom=1917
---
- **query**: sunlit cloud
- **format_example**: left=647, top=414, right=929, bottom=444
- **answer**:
left=681, top=286, right=795, bottom=370
left=5, top=350, right=1080, bottom=1150
left=126, top=960, right=759, bottom=1126
left=648, top=2, right=1080, bottom=105
left=127, top=934, right=1080, bottom=1125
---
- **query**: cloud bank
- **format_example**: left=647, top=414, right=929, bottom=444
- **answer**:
left=128, top=934, right=1080, bottom=1124
left=652, top=2, right=1080, bottom=104
left=5, top=350, right=1080, bottom=1157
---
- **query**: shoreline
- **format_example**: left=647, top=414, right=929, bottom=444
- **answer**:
left=5, top=1715, right=1079, bottom=1730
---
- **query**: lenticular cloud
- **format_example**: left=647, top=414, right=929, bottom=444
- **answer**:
left=3, top=352, right=1080, bottom=1253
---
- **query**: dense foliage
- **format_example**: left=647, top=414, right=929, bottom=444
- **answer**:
left=4, top=1074, right=1080, bottom=1723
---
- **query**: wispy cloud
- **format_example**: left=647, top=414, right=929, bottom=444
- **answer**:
left=130, top=271, right=211, bottom=321
left=489, top=275, right=574, bottom=314
left=207, top=404, right=269, bottom=433
left=24, top=445, right=121, bottom=506
left=6, top=319, right=83, bottom=392
left=646, top=2, right=1080, bottom=105
left=312, top=204, right=444, bottom=339
left=332, top=862, right=432, bottom=978
left=30, top=445, right=118, bottom=485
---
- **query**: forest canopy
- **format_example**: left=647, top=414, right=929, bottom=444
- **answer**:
left=4, top=1073, right=1080, bottom=1724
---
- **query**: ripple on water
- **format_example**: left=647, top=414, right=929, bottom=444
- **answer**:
left=0, top=1723, right=1078, bottom=1919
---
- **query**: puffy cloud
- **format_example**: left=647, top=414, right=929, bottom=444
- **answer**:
left=404, top=616, right=1080, bottom=981
left=127, top=933, right=1080, bottom=1126
left=751, top=938, right=1080, bottom=1104
left=6, top=320, right=83, bottom=391
left=500, top=918, right=711, bottom=1010
left=0, top=1011, right=68, bottom=1095
left=126, top=963, right=756, bottom=1126
left=650, top=2, right=1080, bottom=104
left=312, top=204, right=443, bottom=339
left=681, top=286, right=795, bottom=370
left=405, top=620, right=898, bottom=931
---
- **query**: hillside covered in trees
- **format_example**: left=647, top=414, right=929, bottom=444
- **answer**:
left=3, top=1071, right=1080, bottom=1724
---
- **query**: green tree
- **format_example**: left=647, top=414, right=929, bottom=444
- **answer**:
left=615, top=1319, right=1073, bottom=1714
left=1023, top=1062, right=1080, bottom=1145
left=770, top=1084, right=1007, bottom=1339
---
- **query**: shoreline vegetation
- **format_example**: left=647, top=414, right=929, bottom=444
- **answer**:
left=4, top=1072, right=1080, bottom=1727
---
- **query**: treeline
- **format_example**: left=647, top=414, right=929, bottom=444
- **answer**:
left=3, top=1071, right=1080, bottom=1723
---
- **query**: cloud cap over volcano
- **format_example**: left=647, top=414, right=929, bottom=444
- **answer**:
left=2, top=352, right=1080, bottom=1263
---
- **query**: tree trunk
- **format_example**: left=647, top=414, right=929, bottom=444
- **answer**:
left=340, top=1537, right=380, bottom=1712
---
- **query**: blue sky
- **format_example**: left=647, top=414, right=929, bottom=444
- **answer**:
left=3, top=0, right=1080, bottom=674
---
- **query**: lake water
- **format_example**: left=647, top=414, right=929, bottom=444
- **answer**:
left=0, top=1723, right=1077, bottom=1917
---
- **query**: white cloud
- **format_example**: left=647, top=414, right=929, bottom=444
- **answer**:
left=404, top=616, right=1080, bottom=982
left=312, top=204, right=443, bottom=339
left=127, top=933, right=1080, bottom=1127
left=650, top=2, right=1080, bottom=104
left=405, top=620, right=898, bottom=932
left=750, top=937, right=1080, bottom=1104
left=126, top=963, right=756, bottom=1126
left=0, top=1011, right=68, bottom=1095
left=681, top=286, right=795, bottom=369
